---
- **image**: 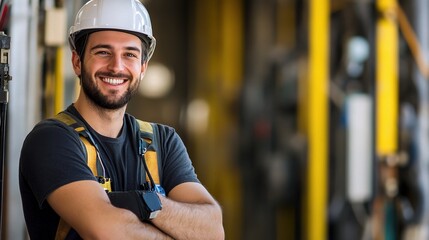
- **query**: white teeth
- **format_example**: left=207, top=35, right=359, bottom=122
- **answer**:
left=102, top=78, right=125, bottom=85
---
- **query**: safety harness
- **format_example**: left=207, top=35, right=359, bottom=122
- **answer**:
left=51, top=111, right=162, bottom=240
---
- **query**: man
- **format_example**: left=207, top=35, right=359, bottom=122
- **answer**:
left=19, top=0, right=224, bottom=239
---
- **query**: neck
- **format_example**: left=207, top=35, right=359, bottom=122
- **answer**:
left=74, top=95, right=126, bottom=138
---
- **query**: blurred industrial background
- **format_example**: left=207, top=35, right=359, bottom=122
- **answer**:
left=1, top=0, right=429, bottom=239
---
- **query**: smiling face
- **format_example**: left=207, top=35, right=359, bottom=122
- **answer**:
left=72, top=30, right=147, bottom=110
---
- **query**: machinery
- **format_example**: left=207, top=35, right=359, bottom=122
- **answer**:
left=240, top=0, right=429, bottom=239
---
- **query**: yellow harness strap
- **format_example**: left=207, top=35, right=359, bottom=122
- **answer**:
left=55, top=220, right=70, bottom=240
left=145, top=151, right=160, bottom=184
left=53, top=113, right=99, bottom=174
left=53, top=113, right=95, bottom=240
left=53, top=112, right=160, bottom=240
left=80, top=136, right=97, bottom=175
left=136, top=119, right=160, bottom=185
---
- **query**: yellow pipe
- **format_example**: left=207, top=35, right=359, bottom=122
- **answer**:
left=193, top=1, right=243, bottom=239
left=219, top=0, right=243, bottom=239
left=221, top=0, right=243, bottom=98
left=376, top=0, right=398, bottom=156
left=43, top=60, right=53, bottom=118
left=307, top=0, right=329, bottom=239
left=374, top=1, right=398, bottom=239
left=55, top=47, right=64, bottom=114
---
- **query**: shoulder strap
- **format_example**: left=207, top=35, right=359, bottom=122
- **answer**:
left=53, top=112, right=99, bottom=176
left=53, top=111, right=99, bottom=240
left=135, top=119, right=161, bottom=186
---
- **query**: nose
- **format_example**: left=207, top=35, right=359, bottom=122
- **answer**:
left=107, top=54, right=125, bottom=73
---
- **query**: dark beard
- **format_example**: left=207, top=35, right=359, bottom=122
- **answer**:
left=80, top=67, right=138, bottom=110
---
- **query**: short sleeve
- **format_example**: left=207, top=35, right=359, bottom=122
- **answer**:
left=19, top=120, right=96, bottom=208
left=156, top=124, right=199, bottom=195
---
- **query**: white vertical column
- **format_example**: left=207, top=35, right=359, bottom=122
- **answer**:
left=346, top=94, right=373, bottom=202
left=7, top=0, right=40, bottom=239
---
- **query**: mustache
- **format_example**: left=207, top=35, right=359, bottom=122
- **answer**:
left=95, top=71, right=132, bottom=79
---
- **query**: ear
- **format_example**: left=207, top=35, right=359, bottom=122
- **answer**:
left=140, top=62, right=148, bottom=79
left=71, top=50, right=82, bottom=76
left=141, top=62, right=148, bottom=74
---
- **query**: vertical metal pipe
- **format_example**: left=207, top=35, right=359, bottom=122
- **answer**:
left=375, top=0, right=398, bottom=239
left=376, top=0, right=398, bottom=156
left=307, top=0, right=329, bottom=239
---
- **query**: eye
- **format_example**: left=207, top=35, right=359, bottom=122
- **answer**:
left=96, top=51, right=110, bottom=56
left=125, top=52, right=138, bottom=58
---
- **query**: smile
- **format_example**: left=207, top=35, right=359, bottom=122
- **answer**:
left=102, top=78, right=126, bottom=85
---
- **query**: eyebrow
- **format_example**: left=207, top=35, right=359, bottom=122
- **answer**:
left=90, top=44, right=141, bottom=53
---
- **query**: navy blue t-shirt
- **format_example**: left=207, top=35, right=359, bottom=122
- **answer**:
left=19, top=105, right=199, bottom=239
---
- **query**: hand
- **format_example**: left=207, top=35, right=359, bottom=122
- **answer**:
left=108, top=190, right=162, bottom=221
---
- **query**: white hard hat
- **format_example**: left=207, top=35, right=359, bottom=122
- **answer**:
left=69, top=0, right=156, bottom=61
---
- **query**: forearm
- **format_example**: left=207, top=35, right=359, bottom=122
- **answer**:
left=116, top=207, right=174, bottom=240
left=48, top=181, right=173, bottom=240
left=132, top=221, right=174, bottom=240
left=151, top=195, right=224, bottom=240
left=79, top=206, right=173, bottom=240
left=122, top=214, right=171, bottom=240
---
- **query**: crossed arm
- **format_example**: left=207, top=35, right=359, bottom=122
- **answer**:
left=47, top=180, right=224, bottom=240
left=152, top=182, right=224, bottom=240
